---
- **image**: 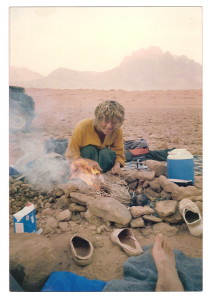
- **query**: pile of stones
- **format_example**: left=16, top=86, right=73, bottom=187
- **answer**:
left=9, top=160, right=202, bottom=235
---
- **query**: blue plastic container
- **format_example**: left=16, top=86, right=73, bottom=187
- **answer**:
left=167, top=149, right=194, bottom=184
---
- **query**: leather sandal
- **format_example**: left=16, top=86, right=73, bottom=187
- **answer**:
left=111, top=228, right=143, bottom=256
left=70, top=235, right=94, bottom=265
left=179, top=198, right=202, bottom=237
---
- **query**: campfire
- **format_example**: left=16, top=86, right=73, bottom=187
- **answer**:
left=70, top=159, right=106, bottom=191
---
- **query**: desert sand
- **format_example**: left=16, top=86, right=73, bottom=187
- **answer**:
left=9, top=88, right=202, bottom=286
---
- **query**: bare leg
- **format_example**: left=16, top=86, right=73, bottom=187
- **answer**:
left=152, top=233, right=184, bottom=291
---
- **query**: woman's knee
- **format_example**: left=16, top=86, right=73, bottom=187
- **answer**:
left=99, top=148, right=116, bottom=172
left=80, top=145, right=98, bottom=159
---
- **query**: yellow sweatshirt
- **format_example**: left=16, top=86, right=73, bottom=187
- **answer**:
left=65, top=118, right=125, bottom=166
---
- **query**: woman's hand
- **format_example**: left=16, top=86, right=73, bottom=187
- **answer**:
left=111, top=161, right=121, bottom=175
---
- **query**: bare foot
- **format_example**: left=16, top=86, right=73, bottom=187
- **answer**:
left=152, top=233, right=184, bottom=291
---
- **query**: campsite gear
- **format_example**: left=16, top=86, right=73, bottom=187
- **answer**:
left=132, top=158, right=146, bottom=169
left=128, top=148, right=149, bottom=156
left=41, top=271, right=106, bottom=292
left=124, top=137, right=175, bottom=163
left=70, top=235, right=94, bottom=265
left=168, top=178, right=193, bottom=187
left=193, top=155, right=203, bottom=176
left=9, top=166, right=20, bottom=176
left=124, top=139, right=149, bottom=152
left=145, top=148, right=175, bottom=161
left=123, top=158, right=149, bottom=171
left=124, top=139, right=149, bottom=162
left=167, top=149, right=194, bottom=183
left=13, top=203, right=36, bottom=233
left=111, top=228, right=143, bottom=256
left=179, top=198, right=202, bottom=237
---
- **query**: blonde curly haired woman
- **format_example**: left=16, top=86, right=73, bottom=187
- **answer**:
left=65, top=100, right=125, bottom=175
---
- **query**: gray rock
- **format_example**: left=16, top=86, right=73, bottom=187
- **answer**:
left=56, top=209, right=71, bottom=221
left=69, top=203, right=87, bottom=212
left=70, top=192, right=96, bottom=205
left=57, top=195, right=71, bottom=208
left=130, top=217, right=145, bottom=228
left=142, top=181, right=150, bottom=188
left=42, top=226, right=55, bottom=235
left=10, top=233, right=57, bottom=291
left=137, top=170, right=156, bottom=181
left=162, top=209, right=183, bottom=224
left=123, top=170, right=155, bottom=183
left=88, top=197, right=132, bottom=225
left=58, top=222, right=70, bottom=231
left=148, top=178, right=162, bottom=192
left=160, top=190, right=172, bottom=199
left=172, top=186, right=202, bottom=201
left=158, top=175, right=181, bottom=194
left=194, top=176, right=203, bottom=190
left=41, top=208, right=53, bottom=216
left=144, top=160, right=167, bottom=177
left=130, top=206, right=155, bottom=218
left=46, top=216, right=58, bottom=229
left=143, top=187, right=160, bottom=199
left=188, top=195, right=202, bottom=202
left=155, top=200, right=178, bottom=217
left=142, top=215, right=163, bottom=223
left=54, top=189, right=64, bottom=197
left=122, top=170, right=140, bottom=183
left=84, top=209, right=102, bottom=226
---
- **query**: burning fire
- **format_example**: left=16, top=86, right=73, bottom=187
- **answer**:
left=70, top=160, right=105, bottom=190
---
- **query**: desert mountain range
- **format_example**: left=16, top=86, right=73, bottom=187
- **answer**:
left=9, top=47, right=202, bottom=90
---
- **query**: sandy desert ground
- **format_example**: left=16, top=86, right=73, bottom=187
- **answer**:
left=9, top=88, right=202, bottom=287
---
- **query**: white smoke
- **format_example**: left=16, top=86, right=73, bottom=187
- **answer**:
left=9, top=90, right=88, bottom=190
left=13, top=137, right=70, bottom=190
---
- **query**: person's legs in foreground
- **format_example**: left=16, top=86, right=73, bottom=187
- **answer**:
left=152, top=233, right=184, bottom=291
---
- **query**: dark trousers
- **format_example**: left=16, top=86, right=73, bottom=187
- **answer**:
left=80, top=145, right=116, bottom=173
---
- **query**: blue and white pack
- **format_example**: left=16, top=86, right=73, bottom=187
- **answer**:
left=13, top=203, right=36, bottom=233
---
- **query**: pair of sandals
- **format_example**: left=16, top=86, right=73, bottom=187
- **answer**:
left=70, top=228, right=143, bottom=266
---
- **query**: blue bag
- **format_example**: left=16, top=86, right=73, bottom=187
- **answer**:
left=41, top=271, right=106, bottom=292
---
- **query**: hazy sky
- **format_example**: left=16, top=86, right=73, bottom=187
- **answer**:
left=9, top=6, right=202, bottom=76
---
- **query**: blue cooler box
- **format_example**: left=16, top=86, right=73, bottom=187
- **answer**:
left=13, top=203, right=36, bottom=233
left=167, top=149, right=194, bottom=184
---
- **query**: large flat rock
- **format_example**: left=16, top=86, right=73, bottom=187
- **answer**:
left=88, top=197, right=132, bottom=225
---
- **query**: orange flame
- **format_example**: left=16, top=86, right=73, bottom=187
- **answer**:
left=70, top=161, right=104, bottom=190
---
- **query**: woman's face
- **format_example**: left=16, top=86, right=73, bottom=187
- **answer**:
left=97, top=118, right=120, bottom=135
